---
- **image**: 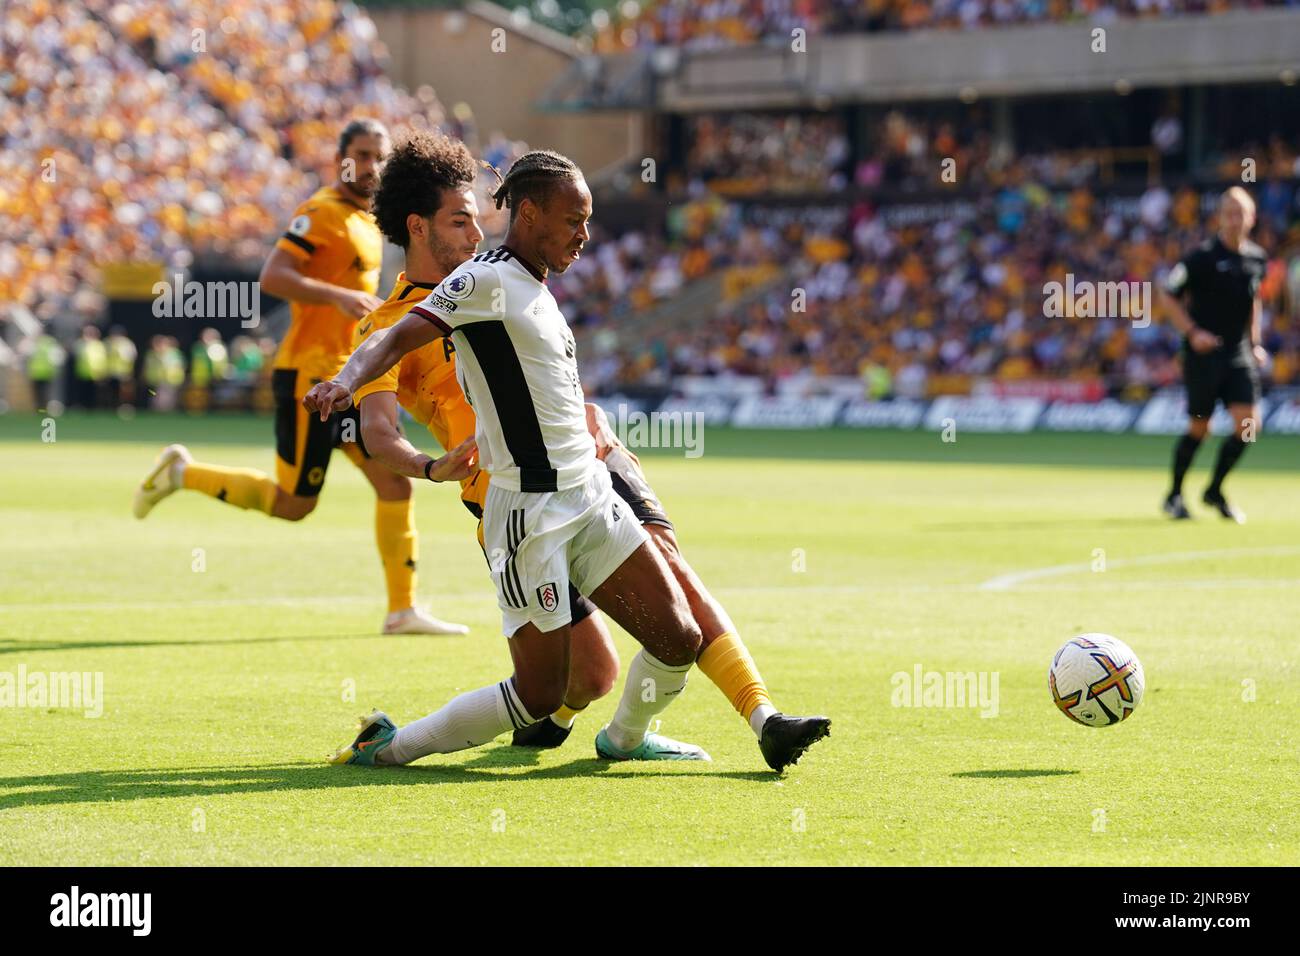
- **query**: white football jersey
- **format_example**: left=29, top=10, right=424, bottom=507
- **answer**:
left=409, top=245, right=597, bottom=493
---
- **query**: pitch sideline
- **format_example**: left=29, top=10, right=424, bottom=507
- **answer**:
left=977, top=545, right=1300, bottom=591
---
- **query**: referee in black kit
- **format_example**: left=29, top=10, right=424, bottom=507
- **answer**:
left=1158, top=187, right=1270, bottom=523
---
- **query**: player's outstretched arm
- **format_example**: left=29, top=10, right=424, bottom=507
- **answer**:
left=303, top=314, right=442, bottom=420
left=359, top=392, right=477, bottom=482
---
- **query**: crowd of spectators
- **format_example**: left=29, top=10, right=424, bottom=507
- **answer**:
left=687, top=113, right=852, bottom=194
left=1, top=0, right=522, bottom=328
left=676, top=109, right=1300, bottom=197
left=12, top=320, right=279, bottom=415
left=591, top=0, right=1300, bottom=52
left=574, top=180, right=1300, bottom=398
left=6, top=0, right=1300, bottom=415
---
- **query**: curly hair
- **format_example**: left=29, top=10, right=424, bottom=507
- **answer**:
left=489, top=149, right=581, bottom=221
left=372, top=131, right=478, bottom=248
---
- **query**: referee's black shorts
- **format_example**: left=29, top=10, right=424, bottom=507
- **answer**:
left=1182, top=349, right=1260, bottom=419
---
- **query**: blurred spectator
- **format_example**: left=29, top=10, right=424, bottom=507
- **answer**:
left=25, top=331, right=66, bottom=412
left=105, top=326, right=138, bottom=409
left=688, top=113, right=850, bottom=194
left=861, top=361, right=892, bottom=399
left=71, top=325, right=107, bottom=409
left=223, top=334, right=264, bottom=408
left=229, top=335, right=264, bottom=383
left=189, top=327, right=230, bottom=390
left=143, top=335, right=185, bottom=411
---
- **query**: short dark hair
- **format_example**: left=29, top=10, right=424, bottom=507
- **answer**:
left=338, top=118, right=390, bottom=156
left=490, top=149, right=581, bottom=220
left=372, top=131, right=478, bottom=248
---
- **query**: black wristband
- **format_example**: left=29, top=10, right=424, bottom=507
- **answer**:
left=423, top=458, right=434, bottom=481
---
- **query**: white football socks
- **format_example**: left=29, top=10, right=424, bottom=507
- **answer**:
left=605, top=649, right=692, bottom=752
left=384, top=680, right=535, bottom=765
left=749, top=703, right=778, bottom=738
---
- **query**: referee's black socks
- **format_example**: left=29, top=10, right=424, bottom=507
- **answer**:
left=1170, top=433, right=1203, bottom=495
left=1207, top=435, right=1249, bottom=496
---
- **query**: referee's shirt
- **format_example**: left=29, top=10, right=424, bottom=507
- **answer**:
left=1163, top=236, right=1265, bottom=366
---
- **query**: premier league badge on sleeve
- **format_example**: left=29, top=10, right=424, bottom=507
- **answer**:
left=444, top=271, right=476, bottom=300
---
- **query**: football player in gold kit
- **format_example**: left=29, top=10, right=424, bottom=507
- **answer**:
left=133, top=120, right=467, bottom=636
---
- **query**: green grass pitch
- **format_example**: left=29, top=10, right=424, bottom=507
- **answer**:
left=1, top=413, right=1297, bottom=865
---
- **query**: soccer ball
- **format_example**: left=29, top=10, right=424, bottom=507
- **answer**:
left=1049, top=633, right=1145, bottom=727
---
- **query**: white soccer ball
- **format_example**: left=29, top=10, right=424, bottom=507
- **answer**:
left=1048, top=633, right=1145, bottom=727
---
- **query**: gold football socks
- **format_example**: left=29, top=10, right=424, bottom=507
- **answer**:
left=182, top=462, right=278, bottom=514
left=375, top=497, right=418, bottom=614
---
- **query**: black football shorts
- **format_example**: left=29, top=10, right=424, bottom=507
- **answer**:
left=1182, top=349, right=1260, bottom=419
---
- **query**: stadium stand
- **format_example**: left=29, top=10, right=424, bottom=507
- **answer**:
left=591, top=0, right=1300, bottom=52
left=1, top=0, right=521, bottom=320
left=577, top=185, right=1300, bottom=396
left=3, top=0, right=1299, bottom=419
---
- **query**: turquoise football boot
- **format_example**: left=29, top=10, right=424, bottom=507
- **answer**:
left=328, top=710, right=398, bottom=766
left=595, top=726, right=711, bottom=762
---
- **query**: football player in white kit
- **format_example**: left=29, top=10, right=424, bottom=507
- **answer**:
left=306, top=150, right=828, bottom=769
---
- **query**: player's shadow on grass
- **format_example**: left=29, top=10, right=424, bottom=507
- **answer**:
left=450, top=746, right=772, bottom=780
left=0, top=633, right=400, bottom=658
left=0, top=759, right=772, bottom=811
left=952, top=769, right=1078, bottom=779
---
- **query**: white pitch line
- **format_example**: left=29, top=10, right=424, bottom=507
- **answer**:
left=722, top=579, right=1300, bottom=595
left=995, top=577, right=1300, bottom=593
left=7, top=561, right=1300, bottom=613
left=978, top=545, right=1300, bottom=591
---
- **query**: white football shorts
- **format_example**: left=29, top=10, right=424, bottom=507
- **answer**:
left=481, top=463, right=649, bottom=637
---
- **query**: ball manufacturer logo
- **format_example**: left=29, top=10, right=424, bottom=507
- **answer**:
left=536, top=582, right=559, bottom=612
left=443, top=272, right=475, bottom=300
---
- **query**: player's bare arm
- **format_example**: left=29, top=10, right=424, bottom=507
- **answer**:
left=259, top=246, right=383, bottom=319
left=303, top=313, right=442, bottom=419
left=359, top=391, right=478, bottom=481
left=1251, top=299, right=1268, bottom=366
left=585, top=402, right=638, bottom=464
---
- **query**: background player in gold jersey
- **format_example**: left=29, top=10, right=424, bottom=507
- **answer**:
left=132, top=119, right=467, bottom=636
left=325, top=132, right=829, bottom=770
